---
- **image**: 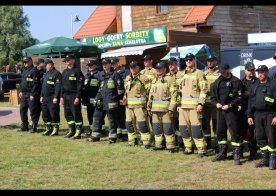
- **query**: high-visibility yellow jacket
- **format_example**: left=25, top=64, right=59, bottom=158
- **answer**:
left=167, top=71, right=183, bottom=106
left=204, top=68, right=220, bottom=105
left=140, top=67, right=157, bottom=91
left=124, top=73, right=149, bottom=108
left=179, top=67, right=208, bottom=109
left=148, top=75, right=177, bottom=112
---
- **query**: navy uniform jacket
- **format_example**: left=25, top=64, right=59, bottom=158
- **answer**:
left=83, top=70, right=101, bottom=105
left=96, top=70, right=125, bottom=110
left=41, top=68, right=62, bottom=99
left=211, top=73, right=243, bottom=109
left=247, top=78, right=276, bottom=118
left=20, top=65, right=40, bottom=97
left=61, top=65, right=84, bottom=99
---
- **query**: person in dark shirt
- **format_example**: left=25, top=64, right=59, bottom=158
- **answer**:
left=19, top=56, right=41, bottom=132
left=240, top=62, right=258, bottom=161
left=211, top=64, right=243, bottom=165
left=40, top=59, right=62, bottom=136
left=247, top=65, right=276, bottom=170
left=60, top=54, right=84, bottom=139
left=82, top=60, right=101, bottom=137
left=90, top=58, right=125, bottom=144
left=111, top=57, right=129, bottom=141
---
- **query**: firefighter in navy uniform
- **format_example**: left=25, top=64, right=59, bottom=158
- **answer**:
left=240, top=62, right=258, bottom=161
left=82, top=60, right=101, bottom=137
left=111, top=57, right=130, bottom=141
left=90, top=58, right=125, bottom=144
left=211, top=64, right=244, bottom=165
left=40, top=59, right=62, bottom=136
left=19, top=56, right=41, bottom=132
left=248, top=65, right=276, bottom=170
left=31, top=58, right=45, bottom=129
left=60, top=54, right=84, bottom=139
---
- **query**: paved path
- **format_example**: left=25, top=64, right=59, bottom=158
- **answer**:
left=0, top=107, right=21, bottom=126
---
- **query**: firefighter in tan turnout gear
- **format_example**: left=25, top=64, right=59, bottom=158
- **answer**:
left=178, top=53, right=208, bottom=157
left=202, top=55, right=220, bottom=150
left=147, top=61, right=177, bottom=153
left=124, top=61, right=151, bottom=148
left=166, top=57, right=184, bottom=149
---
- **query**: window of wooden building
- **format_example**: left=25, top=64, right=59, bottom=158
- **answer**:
left=156, top=6, right=169, bottom=13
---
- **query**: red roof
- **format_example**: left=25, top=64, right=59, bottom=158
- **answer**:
left=73, top=6, right=116, bottom=39
left=183, top=6, right=215, bottom=25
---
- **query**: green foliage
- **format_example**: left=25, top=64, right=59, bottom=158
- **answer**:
left=0, top=6, right=38, bottom=66
left=0, top=57, right=4, bottom=72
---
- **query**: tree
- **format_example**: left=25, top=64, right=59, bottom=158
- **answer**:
left=0, top=6, right=38, bottom=66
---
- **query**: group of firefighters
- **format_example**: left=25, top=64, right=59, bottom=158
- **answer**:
left=18, top=52, right=276, bottom=170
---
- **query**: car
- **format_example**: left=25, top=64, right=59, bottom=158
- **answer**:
left=0, top=76, right=3, bottom=99
left=0, top=72, right=22, bottom=96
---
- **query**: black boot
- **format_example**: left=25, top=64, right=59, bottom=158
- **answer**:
left=121, top=134, right=128, bottom=142
left=42, top=125, right=52, bottom=136
left=269, top=152, right=276, bottom=170
left=84, top=125, right=92, bottom=137
left=108, top=138, right=117, bottom=144
left=212, top=144, right=227, bottom=162
left=247, top=143, right=258, bottom=161
left=205, top=136, right=212, bottom=150
left=72, top=126, right=83, bottom=139
left=30, top=122, right=38, bottom=133
left=64, top=124, right=76, bottom=138
left=255, top=150, right=269, bottom=168
left=50, top=126, right=59, bottom=136
left=239, top=145, right=244, bottom=159
left=233, top=147, right=242, bottom=165
left=20, top=122, right=29, bottom=131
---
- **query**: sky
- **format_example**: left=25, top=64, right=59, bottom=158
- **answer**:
left=23, top=6, right=96, bottom=42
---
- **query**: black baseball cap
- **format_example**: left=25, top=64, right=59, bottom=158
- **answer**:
left=218, top=64, right=230, bottom=73
left=245, top=62, right=255, bottom=71
left=129, top=61, right=139, bottom=68
left=23, top=56, right=32, bottom=62
left=62, top=54, right=76, bottom=62
left=144, top=54, right=152, bottom=61
left=111, top=57, right=119, bottom=64
left=167, top=57, right=178, bottom=64
left=256, top=65, right=269, bottom=72
left=207, top=55, right=217, bottom=61
left=185, top=53, right=195, bottom=60
left=102, top=58, right=111, bottom=64
left=156, top=61, right=166, bottom=69
left=44, top=58, right=53, bottom=64
left=87, top=60, right=97, bottom=66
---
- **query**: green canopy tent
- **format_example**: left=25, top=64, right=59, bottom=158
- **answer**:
left=161, top=44, right=217, bottom=70
left=22, top=36, right=103, bottom=57
left=22, top=36, right=103, bottom=71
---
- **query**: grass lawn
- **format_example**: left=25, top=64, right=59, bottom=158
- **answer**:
left=0, top=97, right=276, bottom=189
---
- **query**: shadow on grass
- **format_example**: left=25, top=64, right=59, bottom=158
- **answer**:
left=0, top=124, right=21, bottom=130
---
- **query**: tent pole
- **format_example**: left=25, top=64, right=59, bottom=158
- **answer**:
left=59, top=52, right=62, bottom=72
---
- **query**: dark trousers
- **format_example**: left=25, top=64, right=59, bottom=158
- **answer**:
left=42, top=95, right=60, bottom=125
left=118, top=104, right=126, bottom=130
left=20, top=92, right=40, bottom=123
left=216, top=108, right=242, bottom=144
left=63, top=93, right=83, bottom=127
left=240, top=109, right=256, bottom=145
left=92, top=108, right=118, bottom=139
left=87, top=103, right=96, bottom=126
left=254, top=111, right=276, bottom=149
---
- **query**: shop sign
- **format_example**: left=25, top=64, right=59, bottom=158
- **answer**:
left=80, top=27, right=167, bottom=49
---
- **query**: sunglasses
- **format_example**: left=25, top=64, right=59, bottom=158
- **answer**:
left=247, top=69, right=255, bottom=72
left=207, top=59, right=214, bottom=62
left=185, top=59, right=193, bottom=62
